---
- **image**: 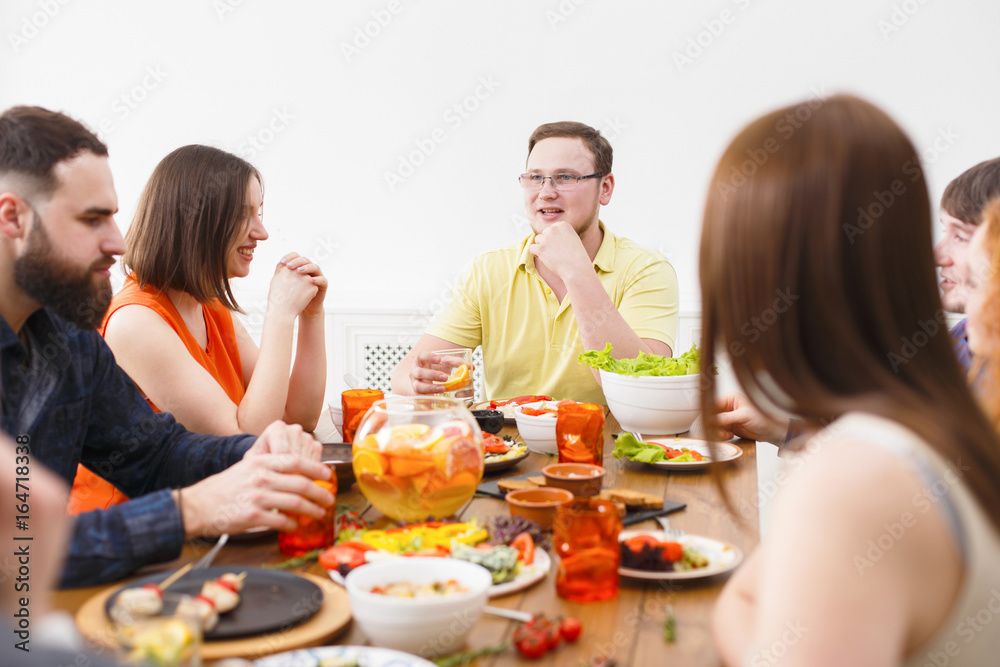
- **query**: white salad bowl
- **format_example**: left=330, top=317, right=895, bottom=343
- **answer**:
left=600, top=370, right=701, bottom=436
left=344, top=557, right=492, bottom=657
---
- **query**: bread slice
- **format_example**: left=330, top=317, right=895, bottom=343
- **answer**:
left=498, top=479, right=538, bottom=493
left=526, top=476, right=547, bottom=487
left=599, top=488, right=663, bottom=510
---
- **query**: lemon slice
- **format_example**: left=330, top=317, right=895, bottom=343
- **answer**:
left=389, top=423, right=431, bottom=445
left=436, top=364, right=471, bottom=392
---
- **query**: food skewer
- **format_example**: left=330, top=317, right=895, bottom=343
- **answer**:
left=110, top=562, right=194, bottom=622
left=175, top=571, right=248, bottom=632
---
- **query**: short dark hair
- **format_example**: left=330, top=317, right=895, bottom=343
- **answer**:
left=940, top=156, right=1000, bottom=225
left=527, top=121, right=613, bottom=176
left=0, top=105, right=108, bottom=198
left=124, top=145, right=261, bottom=312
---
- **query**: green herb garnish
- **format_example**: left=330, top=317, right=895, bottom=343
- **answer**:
left=263, top=548, right=322, bottom=569
left=433, top=641, right=510, bottom=666
left=664, top=605, right=677, bottom=643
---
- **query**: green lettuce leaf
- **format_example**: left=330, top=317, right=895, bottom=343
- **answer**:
left=578, top=343, right=703, bottom=376
left=612, top=433, right=667, bottom=463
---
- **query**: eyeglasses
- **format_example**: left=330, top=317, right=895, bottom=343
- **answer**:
left=518, top=172, right=605, bottom=191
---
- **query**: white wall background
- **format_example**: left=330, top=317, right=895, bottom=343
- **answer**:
left=2, top=0, right=998, bottom=399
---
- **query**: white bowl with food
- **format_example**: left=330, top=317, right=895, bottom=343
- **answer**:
left=600, top=370, right=701, bottom=436
left=344, top=557, right=492, bottom=657
left=512, top=401, right=559, bottom=454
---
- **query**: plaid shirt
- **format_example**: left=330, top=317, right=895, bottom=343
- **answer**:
left=951, top=318, right=974, bottom=375
left=1, top=309, right=254, bottom=588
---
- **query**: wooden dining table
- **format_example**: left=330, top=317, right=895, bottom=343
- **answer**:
left=54, top=412, right=759, bottom=666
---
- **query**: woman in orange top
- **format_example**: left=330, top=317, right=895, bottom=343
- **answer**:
left=68, top=145, right=327, bottom=513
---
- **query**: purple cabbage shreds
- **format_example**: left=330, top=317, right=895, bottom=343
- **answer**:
left=484, top=515, right=551, bottom=552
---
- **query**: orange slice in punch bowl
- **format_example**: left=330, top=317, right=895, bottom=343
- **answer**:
left=353, top=449, right=388, bottom=477
left=437, top=363, right=471, bottom=392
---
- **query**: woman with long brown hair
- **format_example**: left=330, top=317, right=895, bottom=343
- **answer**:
left=703, top=95, right=1000, bottom=665
left=68, top=145, right=326, bottom=513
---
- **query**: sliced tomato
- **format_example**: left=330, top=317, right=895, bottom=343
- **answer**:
left=662, top=541, right=684, bottom=562
left=510, top=531, right=535, bottom=565
left=482, top=433, right=510, bottom=454
left=520, top=407, right=555, bottom=417
left=318, top=542, right=372, bottom=575
left=662, top=446, right=684, bottom=459
left=623, top=534, right=660, bottom=552
left=491, top=395, right=553, bottom=408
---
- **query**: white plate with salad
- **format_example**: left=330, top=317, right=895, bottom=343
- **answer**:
left=613, top=433, right=742, bottom=470
left=646, top=438, right=743, bottom=469
left=328, top=549, right=550, bottom=599
left=255, top=645, right=435, bottom=666
left=618, top=530, right=743, bottom=580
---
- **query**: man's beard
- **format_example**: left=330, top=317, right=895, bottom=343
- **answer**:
left=13, top=216, right=113, bottom=330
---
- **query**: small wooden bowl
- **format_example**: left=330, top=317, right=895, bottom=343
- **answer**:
left=541, top=463, right=605, bottom=497
left=504, top=487, right=574, bottom=530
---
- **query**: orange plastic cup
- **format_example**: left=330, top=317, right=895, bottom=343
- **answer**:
left=278, top=470, right=337, bottom=557
left=341, top=389, right=383, bottom=444
left=556, top=402, right=605, bottom=466
left=554, top=498, right=622, bottom=602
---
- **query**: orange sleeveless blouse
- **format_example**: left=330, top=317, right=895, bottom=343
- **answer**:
left=67, top=277, right=246, bottom=515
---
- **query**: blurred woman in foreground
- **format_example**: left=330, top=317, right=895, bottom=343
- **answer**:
left=703, top=95, right=1000, bottom=665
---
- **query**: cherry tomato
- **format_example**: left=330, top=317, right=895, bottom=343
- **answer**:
left=559, top=616, right=582, bottom=642
left=542, top=621, right=561, bottom=650
left=510, top=532, right=535, bottom=565
left=514, top=631, right=548, bottom=659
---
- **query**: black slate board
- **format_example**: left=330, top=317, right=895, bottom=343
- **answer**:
left=477, top=471, right=686, bottom=527
left=106, top=566, right=322, bottom=640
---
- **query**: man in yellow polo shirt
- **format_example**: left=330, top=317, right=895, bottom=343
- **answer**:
left=391, top=121, right=678, bottom=404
